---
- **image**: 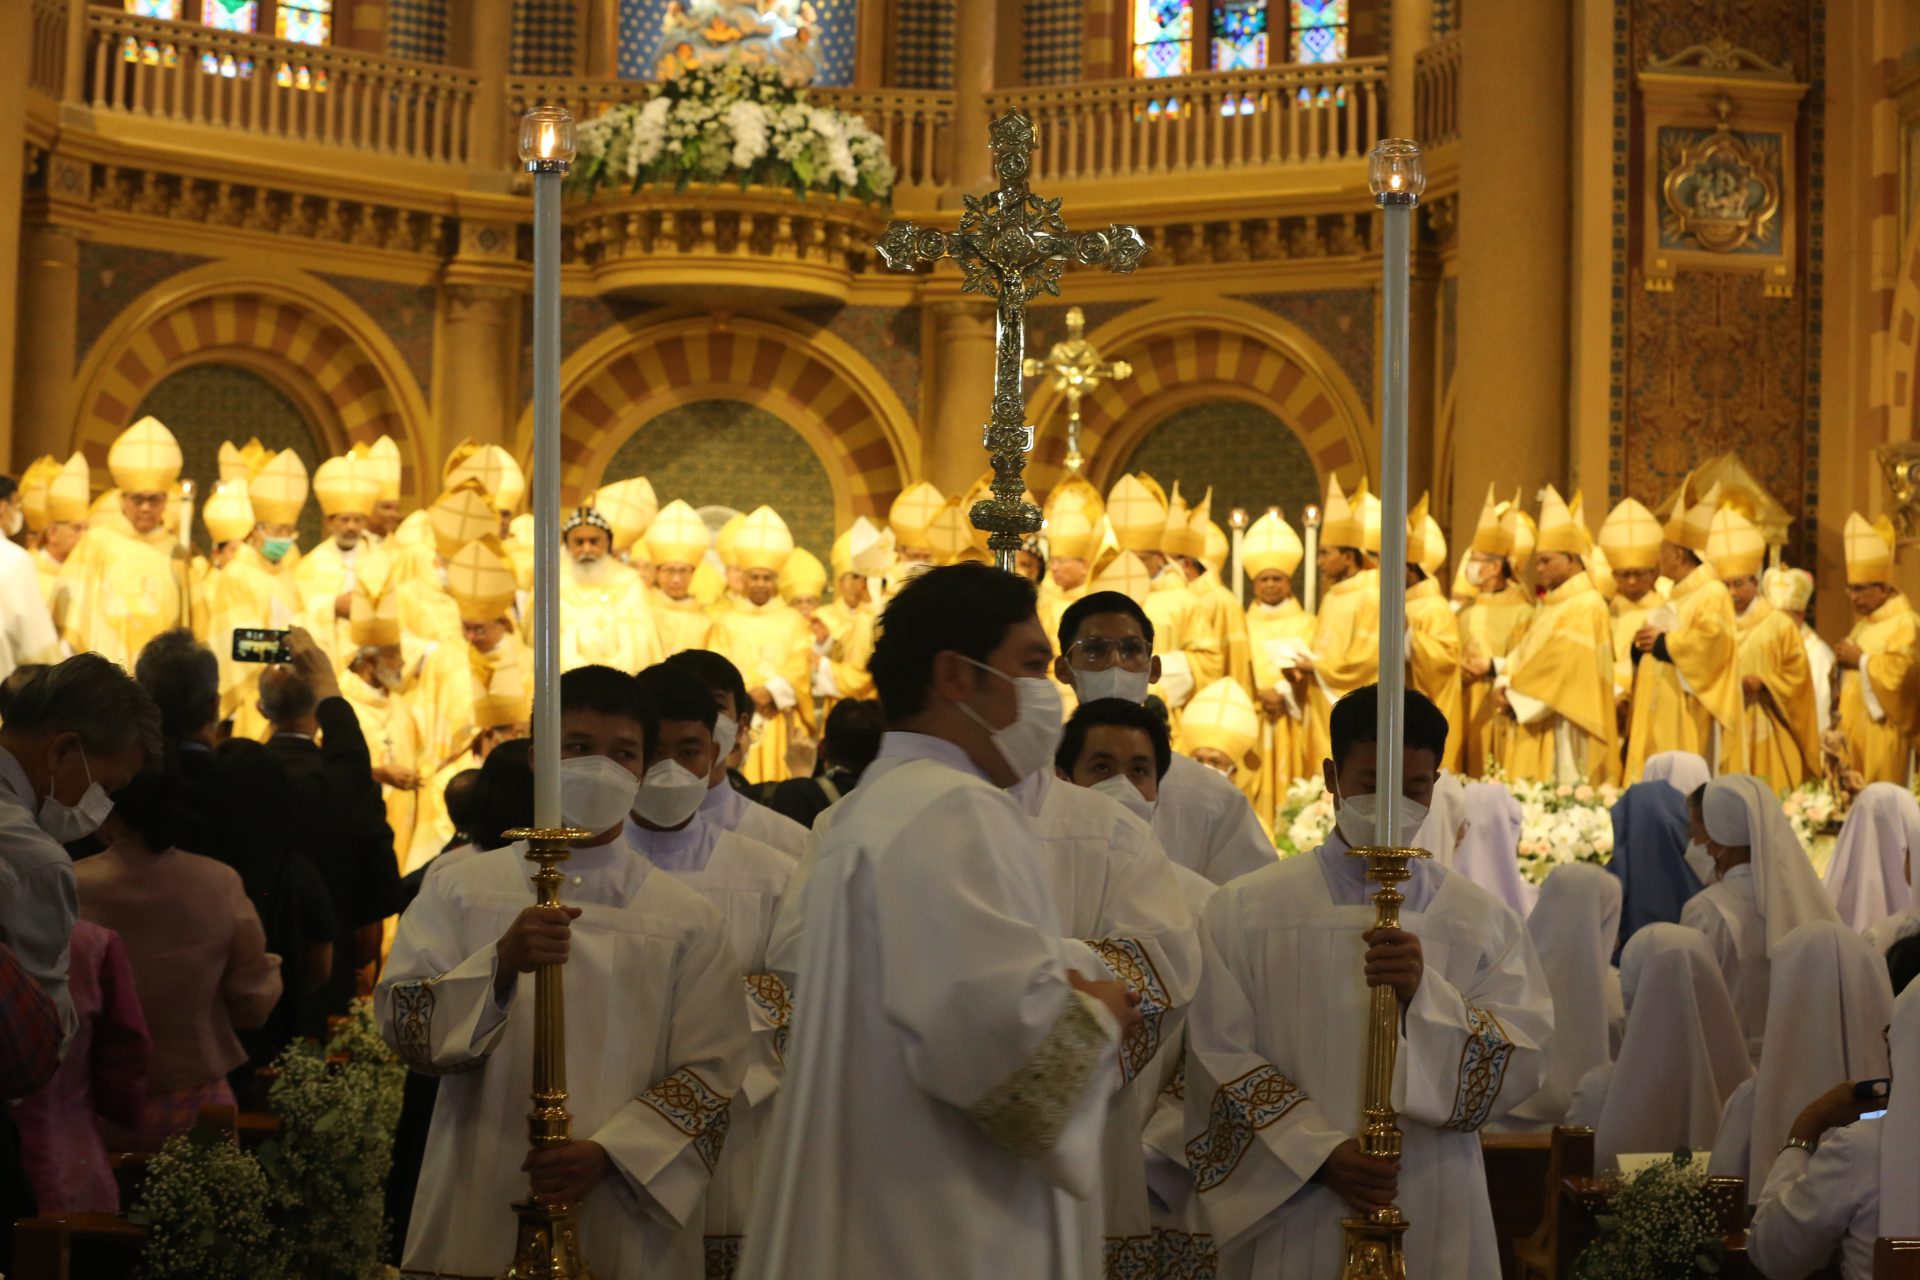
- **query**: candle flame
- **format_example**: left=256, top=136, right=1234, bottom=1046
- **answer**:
left=1388, top=172, right=1404, bottom=191
left=539, top=122, right=556, bottom=158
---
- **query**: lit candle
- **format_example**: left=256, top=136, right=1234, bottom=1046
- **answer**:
left=1303, top=503, right=1322, bottom=614
left=1229, top=507, right=1248, bottom=606
left=176, top=478, right=195, bottom=553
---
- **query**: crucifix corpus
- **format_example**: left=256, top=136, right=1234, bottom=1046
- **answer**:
left=875, top=110, right=1148, bottom=572
left=1023, top=306, right=1133, bottom=476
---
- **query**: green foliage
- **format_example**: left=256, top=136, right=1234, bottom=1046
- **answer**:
left=1569, top=1151, right=1727, bottom=1280
left=127, top=1130, right=289, bottom=1280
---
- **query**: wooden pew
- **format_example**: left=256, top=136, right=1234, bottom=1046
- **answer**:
left=1509, top=1125, right=1596, bottom=1280
left=1878, top=1238, right=1920, bottom=1279
left=1482, top=1130, right=1552, bottom=1279
left=10, top=1212, right=144, bottom=1280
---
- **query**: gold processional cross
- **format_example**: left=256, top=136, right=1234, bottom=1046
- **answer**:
left=1022, top=306, right=1133, bottom=476
left=875, top=110, right=1148, bottom=571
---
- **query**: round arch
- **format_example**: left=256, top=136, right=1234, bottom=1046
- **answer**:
left=1024, top=299, right=1375, bottom=500
left=1887, top=216, right=1920, bottom=446
left=70, top=265, right=433, bottom=498
left=531, top=315, right=919, bottom=522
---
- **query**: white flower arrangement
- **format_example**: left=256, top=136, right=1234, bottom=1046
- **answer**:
left=1501, top=773, right=1621, bottom=885
left=129, top=1131, right=289, bottom=1280
left=1569, top=1149, right=1726, bottom=1278
left=570, top=59, right=894, bottom=203
left=1780, top=778, right=1845, bottom=849
left=1275, top=775, right=1336, bottom=857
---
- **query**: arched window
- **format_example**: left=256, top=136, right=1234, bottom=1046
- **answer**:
left=1132, top=0, right=1350, bottom=76
left=124, top=0, right=335, bottom=47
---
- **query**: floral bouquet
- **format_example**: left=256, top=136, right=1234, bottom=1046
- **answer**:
left=1275, top=776, right=1335, bottom=857
left=570, top=59, right=895, bottom=203
left=1781, top=778, right=1845, bottom=847
left=1569, top=1150, right=1727, bottom=1279
left=1503, top=775, right=1621, bottom=884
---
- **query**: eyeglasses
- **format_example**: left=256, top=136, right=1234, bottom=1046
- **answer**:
left=1069, top=636, right=1153, bottom=669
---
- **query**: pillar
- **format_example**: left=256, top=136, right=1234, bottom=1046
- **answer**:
left=0, top=0, right=31, bottom=467
left=926, top=302, right=998, bottom=493
left=440, top=284, right=518, bottom=452
left=1448, top=0, right=1571, bottom=557
left=1388, top=0, right=1432, bottom=140
left=12, top=225, right=79, bottom=467
left=467, top=0, right=514, bottom=172
left=946, top=0, right=997, bottom=199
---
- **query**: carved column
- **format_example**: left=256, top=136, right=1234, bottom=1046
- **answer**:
left=440, top=284, right=520, bottom=454
left=467, top=0, right=514, bottom=172
left=1389, top=0, right=1433, bottom=139
left=12, top=225, right=79, bottom=467
left=926, top=301, right=998, bottom=494
left=945, top=0, right=997, bottom=200
left=0, top=0, right=30, bottom=466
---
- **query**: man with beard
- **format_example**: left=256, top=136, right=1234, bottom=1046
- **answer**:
left=559, top=505, right=664, bottom=673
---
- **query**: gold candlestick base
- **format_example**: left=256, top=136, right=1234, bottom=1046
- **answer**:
left=501, top=1198, right=594, bottom=1280
left=1340, top=1207, right=1409, bottom=1280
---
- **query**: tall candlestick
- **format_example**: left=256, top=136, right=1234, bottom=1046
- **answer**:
left=1341, top=136, right=1427, bottom=1280
left=1303, top=504, right=1322, bottom=614
left=1229, top=507, right=1248, bottom=606
left=175, top=479, right=195, bottom=554
left=503, top=102, right=594, bottom=1280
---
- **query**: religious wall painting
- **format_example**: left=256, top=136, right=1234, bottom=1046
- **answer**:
left=617, top=0, right=857, bottom=86
left=1656, top=121, right=1782, bottom=257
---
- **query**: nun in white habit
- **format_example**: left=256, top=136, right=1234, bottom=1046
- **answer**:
left=1747, top=981, right=1920, bottom=1280
left=1564, top=923, right=1751, bottom=1168
left=1708, top=921, right=1892, bottom=1196
left=1681, top=774, right=1841, bottom=1061
left=1502, top=863, right=1624, bottom=1128
left=1449, top=781, right=1538, bottom=918
left=1824, top=782, right=1920, bottom=935
left=1640, top=749, right=1712, bottom=795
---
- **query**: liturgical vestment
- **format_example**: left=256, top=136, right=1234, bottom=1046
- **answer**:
left=1500, top=571, right=1618, bottom=786
left=55, top=524, right=196, bottom=666
left=1303, top=573, right=1380, bottom=772
left=561, top=567, right=666, bottom=674
left=653, top=590, right=716, bottom=656
left=1837, top=593, right=1919, bottom=785
left=1184, top=839, right=1552, bottom=1279
left=710, top=597, right=815, bottom=786
left=376, top=835, right=750, bottom=1280
left=1406, top=577, right=1465, bottom=774
left=1246, top=598, right=1317, bottom=818
left=1459, top=583, right=1536, bottom=777
left=1611, top=590, right=1668, bottom=704
left=1624, top=563, right=1745, bottom=779
left=1734, top=598, right=1820, bottom=792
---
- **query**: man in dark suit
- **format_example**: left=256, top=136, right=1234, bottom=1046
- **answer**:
left=260, top=627, right=400, bottom=1031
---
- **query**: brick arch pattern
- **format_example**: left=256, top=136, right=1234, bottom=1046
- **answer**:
left=76, top=290, right=418, bottom=489
left=552, top=319, right=913, bottom=520
left=1028, top=320, right=1373, bottom=500
left=1888, top=218, right=1920, bottom=446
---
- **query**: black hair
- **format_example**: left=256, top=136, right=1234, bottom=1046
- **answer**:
left=662, top=649, right=750, bottom=718
left=821, top=698, right=886, bottom=774
left=443, top=769, right=485, bottom=840
left=635, top=663, right=720, bottom=731
left=108, top=769, right=177, bottom=851
left=1056, top=697, right=1172, bottom=781
left=1688, top=783, right=1707, bottom=813
left=869, top=563, right=1038, bottom=720
left=2, top=653, right=161, bottom=763
left=1889, top=933, right=1920, bottom=998
left=258, top=666, right=318, bottom=725
left=474, top=738, right=534, bottom=850
left=0, top=666, right=47, bottom=720
left=1057, top=589, right=1156, bottom=654
left=1327, top=684, right=1450, bottom=772
left=134, top=630, right=220, bottom=742
left=560, top=665, right=660, bottom=757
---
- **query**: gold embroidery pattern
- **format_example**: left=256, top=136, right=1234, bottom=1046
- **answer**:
left=1153, top=1228, right=1220, bottom=1279
left=745, top=971, right=792, bottom=1060
left=1162, top=1049, right=1187, bottom=1102
left=1187, top=1065, right=1307, bottom=1192
left=965, top=993, right=1107, bottom=1159
left=639, top=1067, right=734, bottom=1171
left=388, top=978, right=490, bottom=1077
left=1103, top=1234, right=1157, bottom=1279
left=1088, top=937, right=1171, bottom=1084
left=703, top=1235, right=743, bottom=1280
left=1444, top=1005, right=1515, bottom=1132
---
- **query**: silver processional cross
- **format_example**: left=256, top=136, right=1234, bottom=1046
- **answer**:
left=875, top=110, right=1148, bottom=571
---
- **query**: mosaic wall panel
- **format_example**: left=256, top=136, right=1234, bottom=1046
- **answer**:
left=386, top=0, right=448, bottom=62
left=1121, top=400, right=1323, bottom=540
left=1230, top=287, right=1377, bottom=413
left=519, top=295, right=662, bottom=412
left=76, top=243, right=212, bottom=369
left=316, top=272, right=438, bottom=402
left=1025, top=0, right=1082, bottom=85
left=605, top=398, right=837, bottom=559
left=891, top=0, right=954, bottom=89
left=136, top=363, right=328, bottom=550
left=513, top=0, right=577, bottom=76
left=615, top=0, right=858, bottom=85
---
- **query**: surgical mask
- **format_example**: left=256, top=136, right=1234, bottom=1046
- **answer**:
left=712, top=714, right=740, bottom=764
left=559, top=755, right=640, bottom=834
left=1074, top=665, right=1151, bottom=706
left=1333, top=784, right=1429, bottom=851
left=261, top=536, right=296, bottom=564
left=1684, top=841, right=1716, bottom=885
left=953, top=657, right=1065, bottom=783
left=1092, top=774, right=1155, bottom=822
left=632, top=760, right=708, bottom=828
left=37, top=750, right=113, bottom=843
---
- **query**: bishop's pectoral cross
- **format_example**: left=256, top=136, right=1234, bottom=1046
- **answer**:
left=875, top=110, right=1148, bottom=571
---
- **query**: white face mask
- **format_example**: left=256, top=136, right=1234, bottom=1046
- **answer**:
left=38, top=749, right=114, bottom=843
left=632, top=760, right=708, bottom=828
left=1333, top=784, right=1429, bottom=851
left=953, top=657, right=1065, bottom=783
left=1091, top=774, right=1155, bottom=821
left=1074, top=665, right=1151, bottom=706
left=1684, top=841, right=1716, bottom=885
left=558, top=755, right=640, bottom=834
left=712, top=713, right=739, bottom=765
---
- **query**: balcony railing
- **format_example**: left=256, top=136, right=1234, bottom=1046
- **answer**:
left=1414, top=33, right=1462, bottom=147
left=84, top=7, right=479, bottom=166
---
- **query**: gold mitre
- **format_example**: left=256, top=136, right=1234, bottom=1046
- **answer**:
left=1535, top=485, right=1592, bottom=557
left=315, top=455, right=380, bottom=519
left=1404, top=494, right=1435, bottom=570
left=736, top=506, right=796, bottom=574
left=443, top=439, right=525, bottom=514
left=1508, top=500, right=1537, bottom=568
left=715, top=513, right=747, bottom=569
left=1177, top=678, right=1261, bottom=768
left=1587, top=543, right=1617, bottom=599
left=1243, top=510, right=1304, bottom=578
left=1763, top=564, right=1814, bottom=612
left=1321, top=473, right=1366, bottom=550
left=430, top=479, right=499, bottom=560
left=109, top=416, right=182, bottom=493
left=44, top=454, right=89, bottom=526
left=1419, top=507, right=1448, bottom=578
left=1043, top=475, right=1105, bottom=559
left=780, top=547, right=828, bottom=601
left=1845, top=512, right=1897, bottom=585
left=358, top=434, right=403, bottom=504
left=595, top=477, right=659, bottom=554
left=218, top=438, right=269, bottom=485
left=1468, top=484, right=1513, bottom=557
left=1359, top=488, right=1384, bottom=555
left=690, top=559, right=726, bottom=605
left=17, top=457, right=59, bottom=532
left=349, top=558, right=402, bottom=647
left=1706, top=506, right=1765, bottom=580
left=1598, top=497, right=1662, bottom=570
left=644, top=500, right=712, bottom=568
left=473, top=661, right=532, bottom=731
left=1107, top=474, right=1170, bottom=554
left=1661, top=472, right=1718, bottom=553
left=1163, top=483, right=1210, bottom=560
left=925, top=496, right=974, bottom=565
left=202, top=479, right=257, bottom=544
left=506, top=513, right=536, bottom=590
left=446, top=536, right=519, bottom=625
left=888, top=481, right=947, bottom=554
left=1202, top=520, right=1230, bottom=575
left=248, top=450, right=310, bottom=527
left=840, top=516, right=894, bottom=579
left=90, top=489, right=133, bottom=536
left=1089, top=548, right=1153, bottom=605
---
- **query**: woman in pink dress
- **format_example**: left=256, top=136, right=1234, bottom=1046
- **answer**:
left=13, top=919, right=149, bottom=1211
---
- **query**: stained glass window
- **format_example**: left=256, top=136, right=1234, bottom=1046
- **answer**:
left=128, top=0, right=183, bottom=17
left=200, top=0, right=257, bottom=32
left=1132, top=0, right=1193, bottom=79
left=1212, top=0, right=1268, bottom=72
left=277, top=0, right=333, bottom=45
left=1289, top=0, right=1348, bottom=64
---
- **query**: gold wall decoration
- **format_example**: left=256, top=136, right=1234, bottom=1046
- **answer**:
left=1874, top=442, right=1920, bottom=546
left=1636, top=38, right=1807, bottom=297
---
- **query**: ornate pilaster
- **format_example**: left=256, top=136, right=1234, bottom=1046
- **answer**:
left=439, top=283, right=520, bottom=451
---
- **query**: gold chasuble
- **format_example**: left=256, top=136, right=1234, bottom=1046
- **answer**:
left=710, top=507, right=816, bottom=786
left=651, top=592, right=717, bottom=655
left=342, top=668, right=421, bottom=867
left=1242, top=510, right=1312, bottom=820
left=1459, top=583, right=1534, bottom=775
left=1406, top=577, right=1464, bottom=774
left=643, top=499, right=716, bottom=656
left=1623, top=562, right=1745, bottom=779
left=1610, top=590, right=1667, bottom=702
left=414, top=539, right=532, bottom=772
left=1304, top=572, right=1380, bottom=770
left=1501, top=573, right=1617, bottom=785
left=210, top=544, right=307, bottom=735
left=560, top=565, right=664, bottom=674
left=1837, top=514, right=1917, bottom=784
left=1733, top=599, right=1820, bottom=791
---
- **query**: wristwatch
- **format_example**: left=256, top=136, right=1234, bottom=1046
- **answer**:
left=1782, top=1136, right=1817, bottom=1154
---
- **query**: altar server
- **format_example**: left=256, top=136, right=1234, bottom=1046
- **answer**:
left=662, top=648, right=811, bottom=861
left=1183, top=685, right=1551, bottom=1279
left=1823, top=782, right=1920, bottom=935
left=1832, top=514, right=1918, bottom=785
left=378, top=665, right=749, bottom=1278
left=1712, top=508, right=1820, bottom=791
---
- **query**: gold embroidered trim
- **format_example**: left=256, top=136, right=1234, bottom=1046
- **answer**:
left=1187, top=1065, right=1307, bottom=1192
left=639, top=1066, right=734, bottom=1171
left=965, top=993, right=1107, bottom=1159
left=1444, top=1005, right=1515, bottom=1132
left=1087, top=937, right=1171, bottom=1084
left=388, top=978, right=490, bottom=1077
left=745, top=970, right=793, bottom=1060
